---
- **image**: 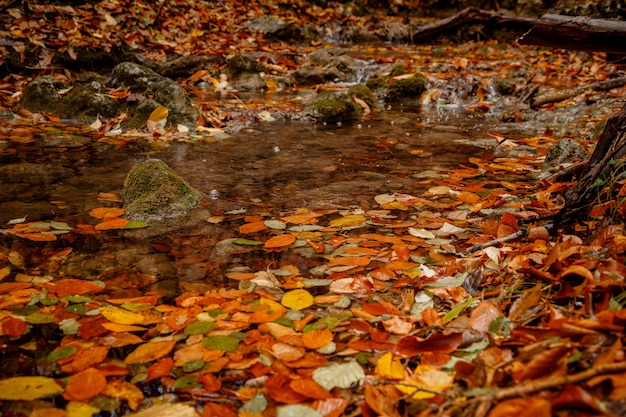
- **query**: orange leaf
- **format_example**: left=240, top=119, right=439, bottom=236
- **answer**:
left=272, top=342, right=305, bottom=361
left=290, top=378, right=333, bottom=400
left=64, top=367, right=107, bottom=401
left=60, top=346, right=109, bottom=374
left=124, top=340, right=177, bottom=364
left=101, top=322, right=147, bottom=333
left=302, top=329, right=333, bottom=350
left=239, top=221, right=268, bottom=234
left=202, top=402, right=238, bottom=417
left=487, top=397, right=551, bottom=417
left=264, top=373, right=307, bottom=404
left=89, top=207, right=126, bottom=219
left=44, top=279, right=103, bottom=298
left=363, top=302, right=402, bottom=316
left=15, top=232, right=57, bottom=241
left=146, top=357, right=175, bottom=381
left=313, top=398, right=349, bottom=417
left=2, top=317, right=26, bottom=337
left=226, top=272, right=257, bottom=280
left=95, top=218, right=129, bottom=230
left=457, top=192, right=481, bottom=203
left=264, top=234, right=296, bottom=249
left=100, top=378, right=144, bottom=410
left=328, top=256, right=370, bottom=267
left=197, top=372, right=222, bottom=392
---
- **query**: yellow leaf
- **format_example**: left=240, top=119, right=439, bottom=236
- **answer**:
left=148, top=106, right=169, bottom=123
left=281, top=289, right=314, bottom=310
left=395, top=365, right=454, bottom=399
left=0, top=266, right=12, bottom=281
left=329, top=214, right=366, bottom=228
left=67, top=401, right=100, bottom=417
left=0, top=376, right=63, bottom=400
left=100, top=307, right=145, bottom=325
left=374, top=352, right=405, bottom=380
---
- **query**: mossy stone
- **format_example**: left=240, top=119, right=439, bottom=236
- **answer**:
left=386, top=74, right=426, bottom=102
left=303, top=90, right=361, bottom=122
left=123, top=159, right=203, bottom=223
left=348, top=84, right=377, bottom=109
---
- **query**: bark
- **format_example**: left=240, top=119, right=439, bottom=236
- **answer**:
left=554, top=104, right=626, bottom=228
left=518, top=14, right=626, bottom=54
left=531, top=76, right=626, bottom=108
left=410, top=7, right=536, bottom=41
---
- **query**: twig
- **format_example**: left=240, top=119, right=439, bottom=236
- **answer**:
left=531, top=76, right=626, bottom=108
left=466, top=361, right=626, bottom=417
left=462, top=223, right=554, bottom=255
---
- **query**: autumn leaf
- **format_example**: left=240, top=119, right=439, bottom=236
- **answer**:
left=264, top=234, right=297, bottom=249
left=89, top=207, right=126, bottom=219
left=302, top=329, right=333, bottom=350
left=96, top=218, right=130, bottom=230
left=0, top=376, right=63, bottom=400
left=124, top=340, right=177, bottom=364
left=375, top=352, right=405, bottom=380
left=64, top=367, right=107, bottom=401
left=281, top=289, right=314, bottom=310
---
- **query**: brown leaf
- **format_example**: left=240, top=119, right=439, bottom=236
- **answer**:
left=124, top=340, right=177, bottom=365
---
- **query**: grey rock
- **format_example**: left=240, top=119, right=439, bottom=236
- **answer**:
left=543, top=138, right=589, bottom=170
left=303, top=90, right=362, bottom=122
left=123, top=159, right=203, bottom=223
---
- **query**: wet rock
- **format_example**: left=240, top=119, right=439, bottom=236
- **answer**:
left=295, top=47, right=360, bottom=85
left=59, top=80, right=118, bottom=119
left=542, top=138, right=589, bottom=170
left=225, top=55, right=266, bottom=77
left=123, top=159, right=203, bottom=223
left=245, top=15, right=318, bottom=42
left=0, top=163, right=73, bottom=185
left=493, top=77, right=517, bottom=95
left=386, top=74, right=427, bottom=102
left=294, top=66, right=328, bottom=86
left=145, top=55, right=221, bottom=78
left=109, top=62, right=199, bottom=128
left=233, top=72, right=267, bottom=92
left=17, top=76, right=67, bottom=113
left=303, top=90, right=362, bottom=122
left=348, top=84, right=377, bottom=110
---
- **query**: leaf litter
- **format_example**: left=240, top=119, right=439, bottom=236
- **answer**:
left=1, top=1, right=626, bottom=417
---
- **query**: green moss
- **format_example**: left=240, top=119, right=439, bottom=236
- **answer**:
left=123, top=159, right=203, bottom=222
left=348, top=84, right=377, bottom=109
left=304, top=90, right=361, bottom=122
left=389, top=64, right=409, bottom=77
left=386, top=74, right=426, bottom=102
left=365, top=76, right=386, bottom=91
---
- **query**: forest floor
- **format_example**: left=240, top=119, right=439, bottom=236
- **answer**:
left=1, top=1, right=626, bottom=417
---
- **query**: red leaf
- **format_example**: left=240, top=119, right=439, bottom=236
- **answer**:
left=146, top=357, right=175, bottom=382
left=394, top=333, right=463, bottom=357
left=2, top=317, right=26, bottom=337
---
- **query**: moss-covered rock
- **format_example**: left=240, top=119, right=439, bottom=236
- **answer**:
left=348, top=84, right=377, bottom=109
left=542, top=138, right=589, bottom=171
left=386, top=74, right=426, bottom=102
left=123, top=159, right=203, bottom=223
left=224, top=55, right=266, bottom=77
left=303, top=90, right=362, bottom=122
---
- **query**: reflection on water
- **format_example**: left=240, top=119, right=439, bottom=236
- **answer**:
left=0, top=105, right=531, bottom=295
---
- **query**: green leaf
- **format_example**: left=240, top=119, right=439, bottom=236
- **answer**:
left=66, top=304, right=88, bottom=314
left=203, top=335, right=239, bottom=352
left=172, top=375, right=202, bottom=389
left=47, top=346, right=77, bottom=362
left=184, top=320, right=216, bottom=336
left=24, top=312, right=55, bottom=324
left=122, top=221, right=149, bottom=229
left=65, top=295, right=91, bottom=303
left=182, top=359, right=205, bottom=372
left=442, top=296, right=474, bottom=324
left=232, top=239, right=264, bottom=246
left=13, top=305, right=39, bottom=316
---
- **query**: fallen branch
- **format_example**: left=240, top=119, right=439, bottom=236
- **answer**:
left=519, top=14, right=626, bottom=54
left=531, top=76, right=626, bottom=108
left=410, top=7, right=535, bottom=41
left=462, top=224, right=553, bottom=255
left=469, top=361, right=626, bottom=417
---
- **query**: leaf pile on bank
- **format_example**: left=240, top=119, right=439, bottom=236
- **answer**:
left=2, top=136, right=626, bottom=417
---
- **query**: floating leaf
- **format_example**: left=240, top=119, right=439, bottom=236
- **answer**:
left=281, top=289, right=314, bottom=310
left=100, top=307, right=145, bottom=325
left=96, top=218, right=129, bottom=230
left=0, top=376, right=63, bottom=400
left=265, top=234, right=296, bottom=249
left=329, top=214, right=366, bottom=228
left=232, top=238, right=264, bottom=246
left=122, top=221, right=149, bottom=229
left=89, top=207, right=126, bottom=219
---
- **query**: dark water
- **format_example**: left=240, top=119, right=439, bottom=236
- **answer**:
left=0, top=104, right=533, bottom=296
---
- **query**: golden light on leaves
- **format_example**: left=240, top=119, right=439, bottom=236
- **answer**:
left=281, top=289, right=315, bottom=310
